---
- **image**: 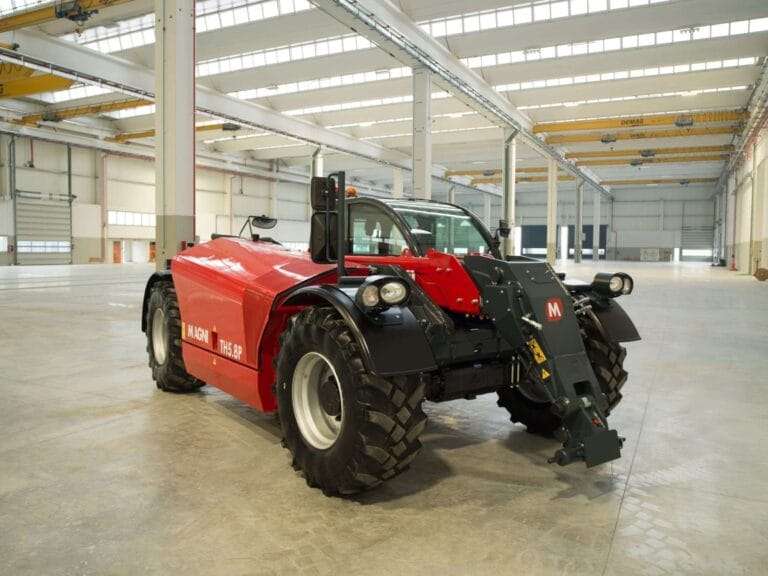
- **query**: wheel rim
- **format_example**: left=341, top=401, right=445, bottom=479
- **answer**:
left=292, top=351, right=344, bottom=450
left=151, top=308, right=168, bottom=365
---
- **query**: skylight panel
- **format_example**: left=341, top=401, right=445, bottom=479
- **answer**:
left=0, top=0, right=49, bottom=16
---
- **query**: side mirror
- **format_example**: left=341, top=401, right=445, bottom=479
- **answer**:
left=497, top=219, right=511, bottom=238
left=311, top=176, right=336, bottom=211
left=251, top=214, right=277, bottom=229
left=310, top=212, right=337, bottom=263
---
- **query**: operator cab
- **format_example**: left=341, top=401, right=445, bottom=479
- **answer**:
left=345, top=198, right=500, bottom=260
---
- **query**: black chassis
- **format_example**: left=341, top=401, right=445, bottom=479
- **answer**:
left=303, top=173, right=639, bottom=469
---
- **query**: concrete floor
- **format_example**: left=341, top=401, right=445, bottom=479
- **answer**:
left=0, top=261, right=766, bottom=576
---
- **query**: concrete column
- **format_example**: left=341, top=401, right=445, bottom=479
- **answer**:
left=392, top=168, right=403, bottom=198
left=574, top=181, right=584, bottom=263
left=546, top=157, right=558, bottom=265
left=412, top=67, right=432, bottom=200
left=502, top=130, right=517, bottom=257
left=761, top=158, right=768, bottom=269
left=483, top=193, right=492, bottom=229
left=593, top=190, right=601, bottom=260
left=154, top=0, right=195, bottom=269
left=447, top=185, right=455, bottom=204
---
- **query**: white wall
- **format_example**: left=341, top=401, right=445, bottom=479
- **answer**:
left=720, top=125, right=768, bottom=273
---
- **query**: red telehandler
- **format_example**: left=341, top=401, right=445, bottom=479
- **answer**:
left=142, top=172, right=639, bottom=495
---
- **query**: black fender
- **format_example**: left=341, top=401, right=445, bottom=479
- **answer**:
left=282, top=285, right=437, bottom=377
left=590, top=299, right=640, bottom=344
left=141, top=270, right=173, bottom=333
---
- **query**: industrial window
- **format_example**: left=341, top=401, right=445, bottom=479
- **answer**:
left=17, top=241, right=71, bottom=254
left=108, top=211, right=156, bottom=227
left=0, top=236, right=7, bottom=252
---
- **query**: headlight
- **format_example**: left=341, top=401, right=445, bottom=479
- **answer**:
left=379, top=281, right=407, bottom=305
left=360, top=284, right=380, bottom=308
left=355, top=276, right=410, bottom=312
left=592, top=272, right=634, bottom=297
left=609, top=275, right=624, bottom=293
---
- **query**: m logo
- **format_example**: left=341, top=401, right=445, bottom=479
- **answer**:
left=545, top=298, right=563, bottom=322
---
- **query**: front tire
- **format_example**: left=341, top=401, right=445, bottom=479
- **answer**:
left=145, top=281, right=204, bottom=393
left=498, top=313, right=627, bottom=435
left=276, top=307, right=427, bottom=496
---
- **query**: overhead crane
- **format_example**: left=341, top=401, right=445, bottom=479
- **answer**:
left=534, top=111, right=746, bottom=134
left=17, top=97, right=149, bottom=124
left=601, top=178, right=718, bottom=186
left=445, top=166, right=563, bottom=177
left=0, top=0, right=134, bottom=33
left=546, top=126, right=740, bottom=144
left=107, top=122, right=241, bottom=143
left=564, top=145, right=733, bottom=159
left=576, top=154, right=730, bottom=167
left=471, top=175, right=576, bottom=185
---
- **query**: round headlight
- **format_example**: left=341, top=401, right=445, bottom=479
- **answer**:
left=379, top=281, right=407, bottom=305
left=609, top=275, right=624, bottom=294
left=621, top=276, right=633, bottom=294
left=360, top=284, right=380, bottom=308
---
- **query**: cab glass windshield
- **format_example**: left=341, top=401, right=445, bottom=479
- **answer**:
left=388, top=201, right=493, bottom=256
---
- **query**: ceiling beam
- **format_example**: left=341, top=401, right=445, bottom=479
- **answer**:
left=0, top=0, right=135, bottom=33
left=602, top=178, right=718, bottom=186
left=534, top=111, right=746, bottom=133
left=564, top=145, right=733, bottom=159
left=546, top=126, right=739, bottom=144
left=576, top=154, right=730, bottom=167
left=0, top=30, right=412, bottom=168
left=310, top=0, right=611, bottom=199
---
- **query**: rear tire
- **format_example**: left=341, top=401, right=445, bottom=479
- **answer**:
left=498, top=313, right=627, bottom=435
left=146, top=281, right=204, bottom=393
left=276, top=307, right=427, bottom=496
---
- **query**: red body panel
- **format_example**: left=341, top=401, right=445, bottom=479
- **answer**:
left=346, top=250, right=482, bottom=315
left=170, top=238, right=485, bottom=413
left=172, top=238, right=334, bottom=411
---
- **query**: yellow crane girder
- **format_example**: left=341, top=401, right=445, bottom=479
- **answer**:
left=108, top=123, right=235, bottom=142
left=0, top=62, right=34, bottom=83
left=602, top=178, right=718, bottom=186
left=20, top=97, right=149, bottom=124
left=546, top=126, right=739, bottom=144
left=564, top=145, right=733, bottom=159
left=576, top=154, right=729, bottom=167
left=534, top=111, right=746, bottom=134
left=470, top=175, right=576, bottom=185
left=0, top=73, right=73, bottom=98
left=445, top=166, right=558, bottom=177
left=0, top=0, right=135, bottom=33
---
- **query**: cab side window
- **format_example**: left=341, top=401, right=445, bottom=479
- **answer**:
left=348, top=204, right=409, bottom=256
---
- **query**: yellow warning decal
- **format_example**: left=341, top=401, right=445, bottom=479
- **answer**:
left=541, top=368, right=551, bottom=380
left=527, top=338, right=547, bottom=364
left=181, top=321, right=186, bottom=340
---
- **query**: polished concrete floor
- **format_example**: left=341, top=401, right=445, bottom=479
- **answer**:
left=0, top=261, right=766, bottom=576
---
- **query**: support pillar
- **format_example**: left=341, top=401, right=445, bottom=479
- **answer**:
left=392, top=168, right=403, bottom=198
left=546, top=157, right=558, bottom=265
left=447, top=185, right=455, bottom=204
left=154, top=0, right=195, bottom=269
left=593, top=190, right=601, bottom=260
left=502, top=129, right=517, bottom=257
left=412, top=67, right=432, bottom=200
left=483, top=193, right=492, bottom=229
left=574, top=181, right=584, bottom=263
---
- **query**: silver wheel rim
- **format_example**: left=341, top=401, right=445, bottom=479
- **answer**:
left=152, top=308, right=168, bottom=365
left=292, top=351, right=344, bottom=450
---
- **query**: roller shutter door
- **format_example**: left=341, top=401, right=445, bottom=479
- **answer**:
left=15, top=191, right=72, bottom=265
left=680, top=227, right=714, bottom=262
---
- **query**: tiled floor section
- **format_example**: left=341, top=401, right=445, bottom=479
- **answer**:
left=0, top=261, right=766, bottom=575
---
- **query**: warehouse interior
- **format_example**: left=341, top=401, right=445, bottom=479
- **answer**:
left=0, top=1, right=767, bottom=575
